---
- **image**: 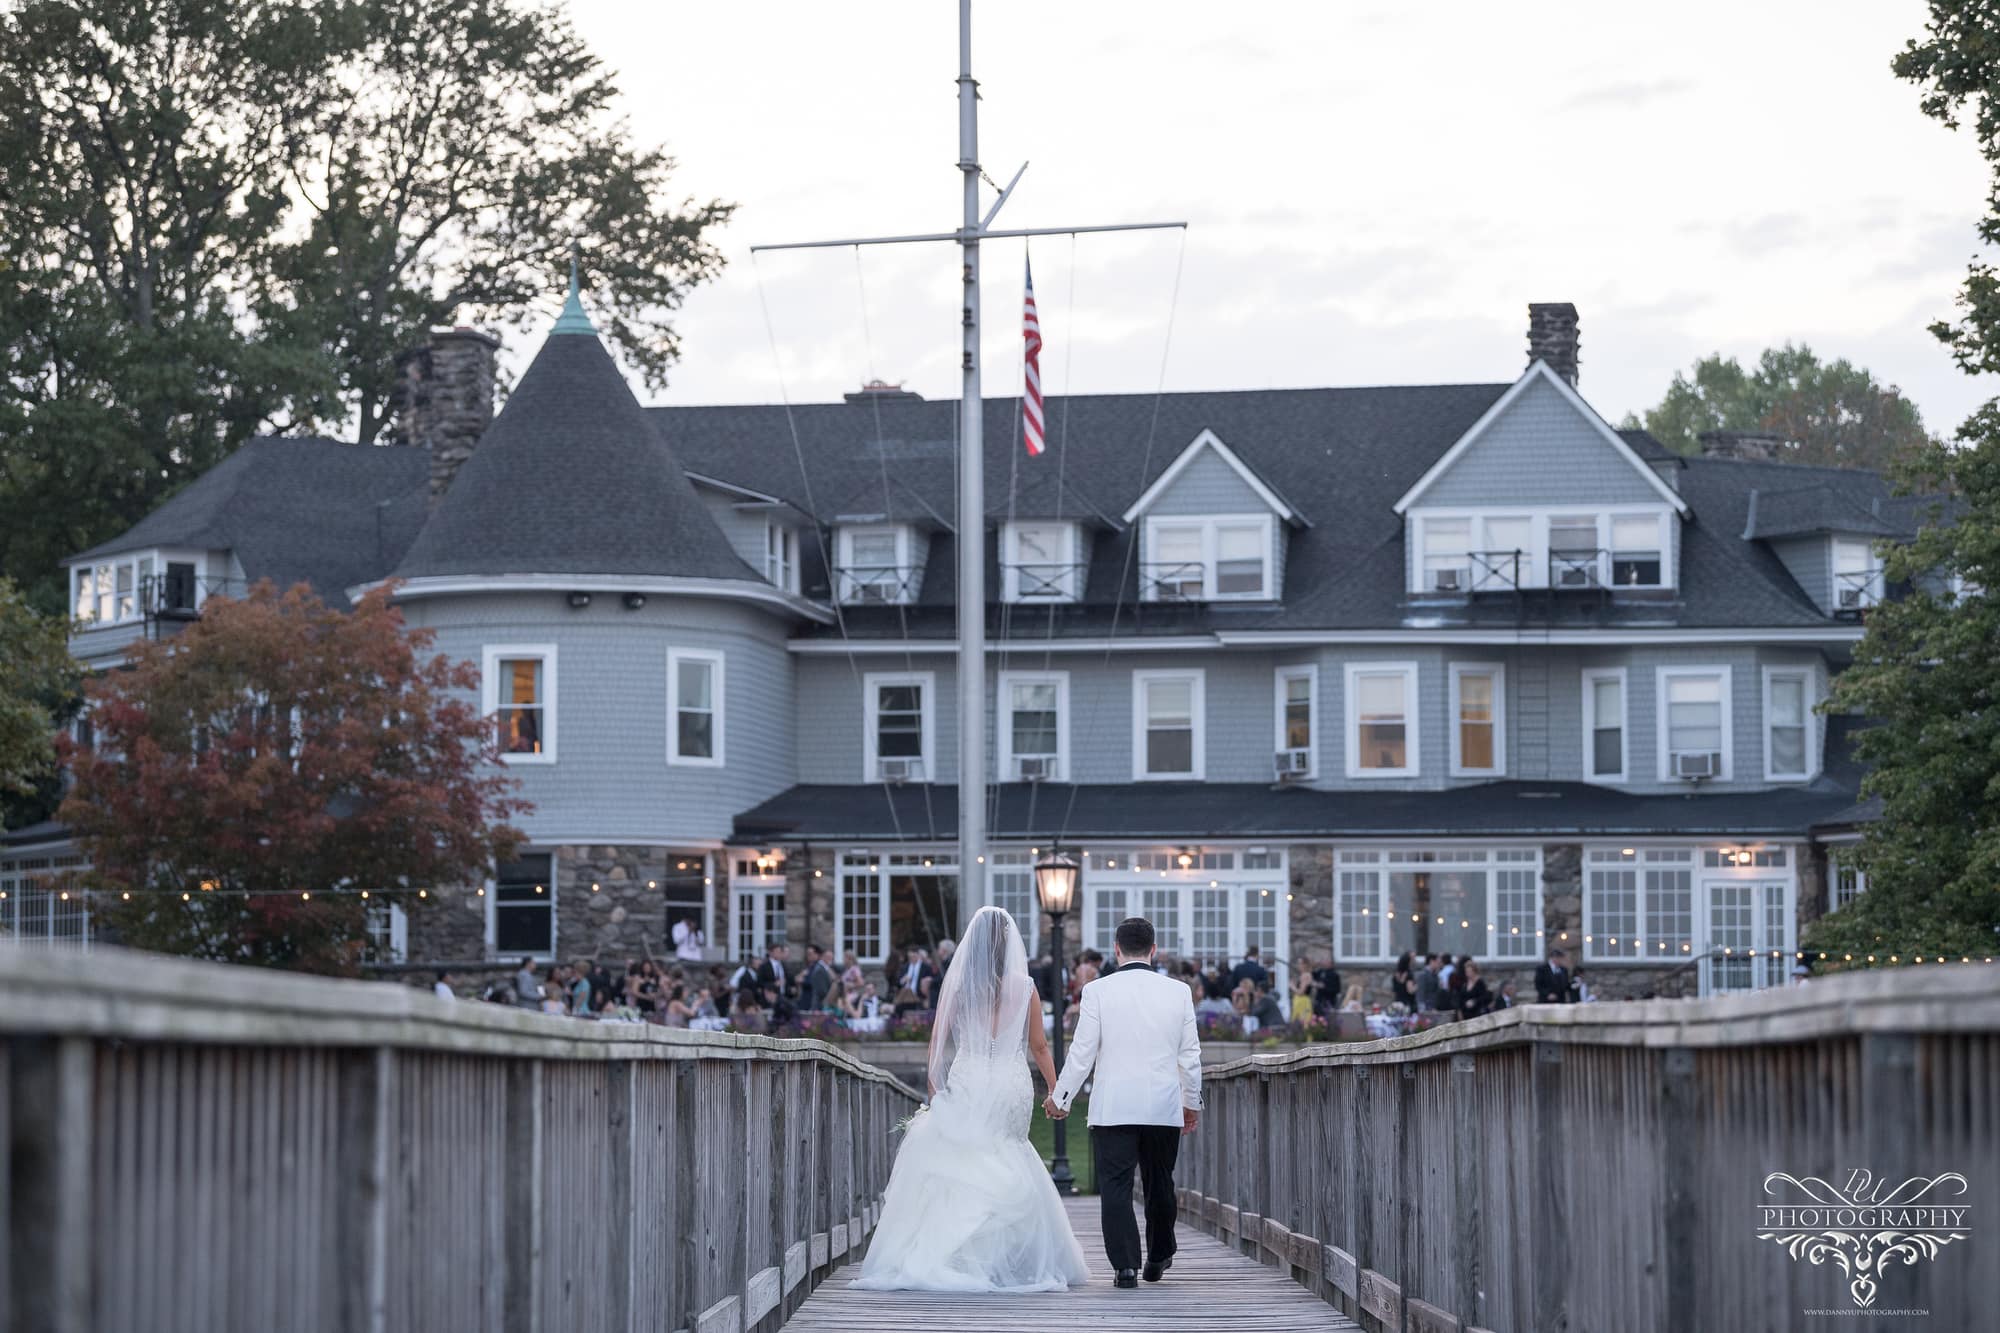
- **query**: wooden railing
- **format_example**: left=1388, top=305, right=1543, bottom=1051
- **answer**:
left=0, top=947, right=919, bottom=1333
left=1178, top=967, right=2000, bottom=1333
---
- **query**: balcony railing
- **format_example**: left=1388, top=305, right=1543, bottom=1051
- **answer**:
left=1834, top=569, right=1882, bottom=613
left=1001, top=561, right=1085, bottom=601
left=1140, top=561, right=1207, bottom=601
left=1548, top=547, right=1605, bottom=588
left=834, top=565, right=919, bottom=605
left=141, top=571, right=248, bottom=620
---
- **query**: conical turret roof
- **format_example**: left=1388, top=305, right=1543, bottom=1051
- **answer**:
left=393, top=300, right=757, bottom=584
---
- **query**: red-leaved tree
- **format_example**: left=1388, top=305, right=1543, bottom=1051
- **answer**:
left=60, top=581, right=528, bottom=973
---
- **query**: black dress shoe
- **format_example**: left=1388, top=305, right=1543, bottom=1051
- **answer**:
left=1113, top=1268, right=1139, bottom=1288
left=1142, top=1257, right=1172, bottom=1282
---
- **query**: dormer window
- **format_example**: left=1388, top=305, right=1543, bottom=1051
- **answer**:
left=1141, top=515, right=1273, bottom=602
left=1832, top=537, right=1883, bottom=611
left=1002, top=521, right=1079, bottom=602
left=69, top=551, right=211, bottom=626
left=836, top=524, right=916, bottom=604
left=1410, top=511, right=1672, bottom=594
left=764, top=521, right=799, bottom=594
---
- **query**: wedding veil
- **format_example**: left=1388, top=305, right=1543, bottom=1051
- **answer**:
left=927, top=905, right=1034, bottom=1095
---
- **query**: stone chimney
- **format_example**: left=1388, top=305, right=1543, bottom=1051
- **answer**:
left=1697, top=430, right=1784, bottom=463
left=387, top=326, right=502, bottom=506
left=1527, top=302, right=1580, bottom=386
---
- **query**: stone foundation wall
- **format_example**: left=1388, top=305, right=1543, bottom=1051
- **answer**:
left=1287, top=843, right=1333, bottom=967
left=557, top=844, right=679, bottom=964
left=408, top=883, right=487, bottom=962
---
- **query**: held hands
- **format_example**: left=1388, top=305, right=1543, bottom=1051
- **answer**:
left=1042, top=1095, right=1068, bottom=1120
left=1182, top=1107, right=1200, bottom=1137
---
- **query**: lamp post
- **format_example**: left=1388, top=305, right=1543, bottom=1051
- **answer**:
left=1034, top=850, right=1080, bottom=1195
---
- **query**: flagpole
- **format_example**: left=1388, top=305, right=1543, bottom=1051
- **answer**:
left=956, top=0, right=989, bottom=911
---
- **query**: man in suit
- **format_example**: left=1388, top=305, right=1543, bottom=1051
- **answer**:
left=895, top=946, right=939, bottom=1011
left=798, top=943, right=835, bottom=1013
left=1048, top=916, right=1203, bottom=1290
left=756, top=944, right=795, bottom=1021
left=1228, top=945, right=1270, bottom=994
left=1414, top=953, right=1444, bottom=1011
left=1534, top=948, right=1575, bottom=1004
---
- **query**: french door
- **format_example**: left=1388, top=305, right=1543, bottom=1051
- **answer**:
left=1702, top=879, right=1787, bottom=993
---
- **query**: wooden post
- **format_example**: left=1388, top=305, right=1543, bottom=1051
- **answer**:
left=1531, top=1042, right=1569, bottom=1333
left=336, top=1047, right=394, bottom=1333
left=502, top=1059, right=545, bottom=1333
left=604, top=1060, right=636, bottom=1333
left=1351, top=1064, right=1373, bottom=1290
left=1449, top=1052, right=1481, bottom=1331
left=1862, top=1033, right=1918, bottom=1181
left=1659, top=1047, right=1697, bottom=1333
left=6, top=1036, right=92, bottom=1333
left=670, top=1060, right=700, bottom=1333
left=1396, top=1062, right=1417, bottom=1305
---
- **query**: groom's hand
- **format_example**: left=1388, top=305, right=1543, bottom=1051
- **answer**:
left=1181, top=1107, right=1199, bottom=1136
left=1042, top=1095, right=1066, bottom=1119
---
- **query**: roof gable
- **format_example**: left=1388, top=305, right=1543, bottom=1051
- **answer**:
left=1119, top=429, right=1304, bottom=525
left=1394, top=362, right=1690, bottom=516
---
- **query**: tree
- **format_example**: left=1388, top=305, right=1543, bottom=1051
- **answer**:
left=0, top=0, right=732, bottom=610
left=0, top=577, right=80, bottom=800
left=59, top=581, right=528, bottom=973
left=1625, top=344, right=1932, bottom=468
left=1801, top=3, right=2000, bottom=965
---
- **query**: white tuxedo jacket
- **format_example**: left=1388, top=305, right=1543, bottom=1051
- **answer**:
left=1051, top=963, right=1203, bottom=1127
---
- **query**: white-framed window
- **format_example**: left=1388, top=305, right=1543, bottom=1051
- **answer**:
left=1406, top=509, right=1674, bottom=593
left=1829, top=852, right=1866, bottom=913
left=71, top=550, right=182, bottom=626
left=1002, top=521, right=1079, bottom=602
left=1132, top=669, right=1204, bottom=780
left=731, top=876, right=788, bottom=958
left=667, top=648, right=724, bottom=767
left=1657, top=666, right=1732, bottom=781
left=998, top=671, right=1068, bottom=781
left=1274, top=665, right=1317, bottom=777
left=492, top=852, right=555, bottom=958
left=1084, top=847, right=1289, bottom=971
left=1140, top=514, right=1274, bottom=601
left=1332, top=847, right=1541, bottom=963
left=837, top=852, right=887, bottom=963
left=1832, top=537, right=1884, bottom=611
left=837, top=524, right=915, bottom=604
left=1585, top=846, right=1793, bottom=992
left=1583, top=847, right=1695, bottom=962
left=1581, top=668, right=1628, bottom=783
left=1762, top=666, right=1814, bottom=781
left=0, top=854, right=93, bottom=949
left=764, top=522, right=799, bottom=594
left=1344, top=662, right=1419, bottom=778
left=864, top=671, right=934, bottom=781
left=988, top=850, right=1039, bottom=948
left=1450, top=663, right=1505, bottom=776
left=482, top=644, right=557, bottom=764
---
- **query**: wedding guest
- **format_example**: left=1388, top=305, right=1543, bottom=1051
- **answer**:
left=1230, top=946, right=1270, bottom=993
left=1195, top=990, right=1234, bottom=1019
left=1339, top=982, right=1365, bottom=1013
left=672, top=913, right=706, bottom=962
left=1249, top=982, right=1287, bottom=1029
left=1457, top=961, right=1492, bottom=1019
left=1390, top=951, right=1418, bottom=1010
left=1202, top=959, right=1231, bottom=1001
left=1494, top=979, right=1519, bottom=1010
left=1438, top=952, right=1459, bottom=990
left=799, top=944, right=836, bottom=1012
left=433, top=970, right=456, bottom=1001
left=840, top=951, right=865, bottom=991
left=1179, top=960, right=1204, bottom=1006
left=539, top=979, right=566, bottom=1015
left=1444, top=962, right=1467, bottom=1018
left=1311, top=957, right=1342, bottom=1017
left=513, top=957, right=542, bottom=1009
left=663, top=985, right=694, bottom=1028
left=1534, top=948, right=1575, bottom=1004
left=758, top=943, right=796, bottom=1020
left=935, top=938, right=956, bottom=985
left=1289, top=968, right=1314, bottom=1022
left=1415, top=954, right=1444, bottom=1012
left=567, top=961, right=594, bottom=1018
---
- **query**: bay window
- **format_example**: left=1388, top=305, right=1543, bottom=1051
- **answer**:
left=1345, top=662, right=1418, bottom=777
left=1450, top=663, right=1505, bottom=776
left=483, top=645, right=556, bottom=764
left=1763, top=667, right=1813, bottom=781
left=1133, top=669, right=1204, bottom=780
left=668, top=649, right=724, bottom=766
left=71, top=551, right=173, bottom=627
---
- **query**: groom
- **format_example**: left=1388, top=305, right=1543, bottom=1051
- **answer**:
left=1045, top=916, right=1202, bottom=1289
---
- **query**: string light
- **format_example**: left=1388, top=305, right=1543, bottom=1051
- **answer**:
left=300, top=891, right=309, bottom=901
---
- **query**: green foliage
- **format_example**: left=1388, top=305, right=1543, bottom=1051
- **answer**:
left=1804, top=5, right=2000, bottom=964
left=0, top=577, right=80, bottom=798
left=1627, top=344, right=1932, bottom=468
left=60, top=581, right=528, bottom=972
left=0, top=0, right=731, bottom=611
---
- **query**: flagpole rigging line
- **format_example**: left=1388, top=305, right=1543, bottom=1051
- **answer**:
left=749, top=220, right=1186, bottom=254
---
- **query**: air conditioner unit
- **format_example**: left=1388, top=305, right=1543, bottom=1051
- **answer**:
left=1557, top=565, right=1600, bottom=589
left=1274, top=748, right=1312, bottom=778
left=878, top=756, right=923, bottom=784
left=1015, top=756, right=1053, bottom=781
left=1432, top=568, right=1463, bottom=592
left=1672, top=751, right=1720, bottom=780
left=1838, top=586, right=1865, bottom=609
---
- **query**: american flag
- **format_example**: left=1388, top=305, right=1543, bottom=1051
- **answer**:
left=1022, top=257, right=1045, bottom=457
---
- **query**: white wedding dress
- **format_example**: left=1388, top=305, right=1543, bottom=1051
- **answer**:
left=853, top=908, right=1090, bottom=1293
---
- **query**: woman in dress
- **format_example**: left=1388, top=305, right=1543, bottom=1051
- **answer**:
left=853, top=906, right=1088, bottom=1292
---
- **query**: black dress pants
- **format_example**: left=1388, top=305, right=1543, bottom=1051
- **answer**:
left=1092, top=1123, right=1181, bottom=1271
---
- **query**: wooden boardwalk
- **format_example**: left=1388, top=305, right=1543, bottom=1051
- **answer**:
left=784, top=1195, right=1357, bottom=1331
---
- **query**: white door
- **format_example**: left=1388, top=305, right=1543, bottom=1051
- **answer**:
left=1703, top=880, right=1787, bottom=994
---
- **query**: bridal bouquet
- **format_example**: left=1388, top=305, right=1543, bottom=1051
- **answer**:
left=893, top=1104, right=931, bottom=1135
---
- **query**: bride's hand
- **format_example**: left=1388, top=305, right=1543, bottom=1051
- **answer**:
left=1041, top=1095, right=1066, bottom=1119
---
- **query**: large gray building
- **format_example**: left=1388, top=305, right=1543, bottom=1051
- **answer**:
left=18, top=292, right=1928, bottom=997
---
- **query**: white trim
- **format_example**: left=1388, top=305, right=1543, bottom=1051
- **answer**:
left=361, top=573, right=834, bottom=622
left=1001, top=520, right=1080, bottom=602
left=1580, top=667, right=1629, bottom=784
left=1393, top=361, right=1690, bottom=516
left=1656, top=665, right=1734, bottom=782
left=487, top=848, right=558, bottom=961
left=667, top=648, right=726, bottom=768
left=1273, top=664, right=1319, bottom=779
left=1132, top=668, right=1206, bottom=781
left=1448, top=662, right=1506, bottom=777
left=996, top=669, right=1071, bottom=781
left=481, top=644, right=558, bottom=765
left=783, top=626, right=1867, bottom=654
left=1407, top=507, right=1676, bottom=594
left=1344, top=661, right=1421, bottom=779
left=862, top=670, right=935, bottom=782
left=1760, top=665, right=1817, bottom=783
left=1141, top=512, right=1277, bottom=601
left=1830, top=536, right=1884, bottom=610
left=1120, top=428, right=1300, bottom=524
left=763, top=521, right=800, bottom=595
left=837, top=524, right=916, bottom=605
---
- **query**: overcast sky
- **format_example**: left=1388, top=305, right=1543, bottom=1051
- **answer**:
left=565, top=0, right=1994, bottom=436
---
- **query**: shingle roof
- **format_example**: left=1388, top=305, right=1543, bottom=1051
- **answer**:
left=68, top=438, right=428, bottom=610
left=394, top=325, right=755, bottom=583
left=732, top=777, right=1865, bottom=842
left=1743, top=483, right=1907, bottom=540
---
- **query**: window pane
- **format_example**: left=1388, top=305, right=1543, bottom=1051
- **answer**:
left=676, top=661, right=712, bottom=711
left=1011, top=681, right=1059, bottom=757
left=1357, top=722, right=1406, bottom=770
left=1592, top=727, right=1622, bottom=775
left=1356, top=673, right=1406, bottom=718
left=1550, top=517, right=1598, bottom=551
left=1771, top=726, right=1805, bottom=774
left=1015, top=525, right=1057, bottom=561
left=1282, top=673, right=1312, bottom=749
left=1769, top=677, right=1804, bottom=727
left=1146, top=727, right=1193, bottom=774
left=499, top=659, right=544, bottom=754
left=1458, top=670, right=1495, bottom=766
left=678, top=712, right=713, bottom=760
left=1154, top=526, right=1202, bottom=562
left=1215, top=525, right=1264, bottom=594
left=1146, top=679, right=1193, bottom=724
left=1338, top=870, right=1378, bottom=958
left=1667, top=676, right=1723, bottom=753
left=851, top=532, right=898, bottom=565
left=1460, top=722, right=1494, bottom=770
left=506, top=659, right=541, bottom=706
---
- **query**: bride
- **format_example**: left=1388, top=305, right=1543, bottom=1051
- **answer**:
left=853, top=906, right=1090, bottom=1292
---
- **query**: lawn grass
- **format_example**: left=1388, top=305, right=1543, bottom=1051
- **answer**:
left=1028, top=1091, right=1095, bottom=1194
